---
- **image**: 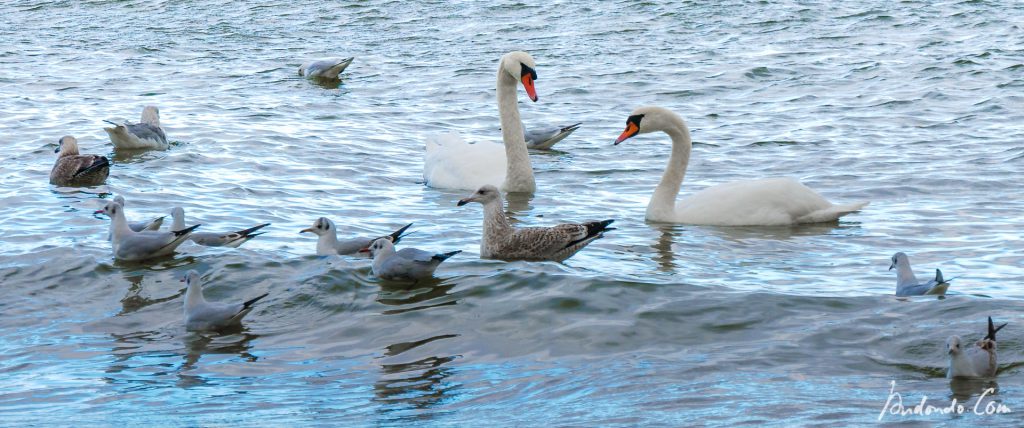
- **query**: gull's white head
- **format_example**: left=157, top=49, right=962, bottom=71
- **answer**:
left=141, top=106, right=160, bottom=127
left=55, top=135, right=80, bottom=156
left=184, top=270, right=202, bottom=288
left=614, top=106, right=687, bottom=145
left=500, top=51, right=538, bottom=102
left=889, top=252, right=909, bottom=271
left=113, top=195, right=126, bottom=207
left=300, top=217, right=335, bottom=236
left=947, top=336, right=963, bottom=356
left=94, top=201, right=124, bottom=219
left=457, top=185, right=502, bottom=207
left=366, top=237, right=395, bottom=258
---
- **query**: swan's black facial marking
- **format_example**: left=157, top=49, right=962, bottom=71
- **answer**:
left=615, top=114, right=645, bottom=145
left=520, top=63, right=537, bottom=81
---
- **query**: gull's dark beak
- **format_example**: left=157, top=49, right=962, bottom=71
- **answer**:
left=299, top=228, right=313, bottom=234
left=888, top=262, right=895, bottom=271
left=456, top=198, right=470, bottom=206
left=54, top=145, right=60, bottom=153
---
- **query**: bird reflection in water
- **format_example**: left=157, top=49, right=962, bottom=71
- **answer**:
left=375, top=278, right=457, bottom=315
left=177, top=331, right=260, bottom=388
left=118, top=273, right=183, bottom=315
left=374, top=334, right=460, bottom=418
left=948, top=378, right=999, bottom=404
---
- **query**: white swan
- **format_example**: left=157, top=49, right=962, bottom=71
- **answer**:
left=614, top=106, right=869, bottom=226
left=423, top=51, right=539, bottom=193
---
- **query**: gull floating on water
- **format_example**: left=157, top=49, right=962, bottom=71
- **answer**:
left=365, top=237, right=460, bottom=280
left=183, top=270, right=268, bottom=332
left=889, top=252, right=953, bottom=296
left=103, top=105, right=168, bottom=150
left=457, top=185, right=614, bottom=262
left=300, top=217, right=412, bottom=256
left=947, top=316, right=1007, bottom=379
left=96, top=201, right=199, bottom=261
left=50, top=136, right=109, bottom=186
left=107, top=196, right=163, bottom=240
left=170, top=207, right=270, bottom=248
left=299, top=57, right=354, bottom=79
left=524, top=122, right=581, bottom=150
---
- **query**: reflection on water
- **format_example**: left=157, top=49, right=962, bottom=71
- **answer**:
left=376, top=279, right=457, bottom=315
left=375, top=334, right=460, bottom=419
left=948, top=378, right=999, bottom=403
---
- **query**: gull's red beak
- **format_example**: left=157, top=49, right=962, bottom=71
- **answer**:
left=615, top=122, right=640, bottom=145
left=94, top=209, right=105, bottom=215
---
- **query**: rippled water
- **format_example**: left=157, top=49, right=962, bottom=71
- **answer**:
left=2, top=0, right=1023, bottom=425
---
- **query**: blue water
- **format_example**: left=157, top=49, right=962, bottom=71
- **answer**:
left=1, top=1, right=1022, bottom=425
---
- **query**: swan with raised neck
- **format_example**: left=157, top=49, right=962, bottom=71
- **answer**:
left=614, top=106, right=868, bottom=226
left=423, top=51, right=539, bottom=193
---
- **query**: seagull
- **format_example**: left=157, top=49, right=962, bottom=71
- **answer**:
left=889, top=252, right=953, bottom=296
left=96, top=201, right=199, bottom=261
left=183, top=270, right=268, bottom=332
left=299, top=57, right=354, bottom=79
left=947, top=316, right=1007, bottom=379
left=112, top=195, right=164, bottom=232
left=524, top=122, right=581, bottom=150
left=365, top=237, right=460, bottom=280
left=457, top=185, right=614, bottom=262
left=103, top=105, right=168, bottom=150
left=300, top=217, right=412, bottom=256
left=170, top=207, right=269, bottom=248
left=49, top=136, right=110, bottom=186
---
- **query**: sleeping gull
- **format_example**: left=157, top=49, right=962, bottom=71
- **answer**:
left=525, top=122, right=581, bottom=150
left=889, top=252, right=953, bottom=296
left=103, top=105, right=168, bottom=150
left=183, top=270, right=268, bottom=332
left=49, top=136, right=110, bottom=186
left=96, top=201, right=199, bottom=261
left=107, top=196, right=164, bottom=240
left=947, top=317, right=1007, bottom=379
left=457, top=185, right=615, bottom=262
left=299, top=57, right=354, bottom=79
left=170, top=207, right=270, bottom=248
left=300, top=217, right=413, bottom=256
left=365, top=237, right=460, bottom=280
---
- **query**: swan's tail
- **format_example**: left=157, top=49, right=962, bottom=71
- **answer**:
left=796, top=201, right=869, bottom=223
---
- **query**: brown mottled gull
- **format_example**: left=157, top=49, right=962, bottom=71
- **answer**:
left=457, top=185, right=614, bottom=262
left=49, top=136, right=110, bottom=186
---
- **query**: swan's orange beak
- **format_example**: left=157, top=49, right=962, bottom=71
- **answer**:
left=521, top=74, right=538, bottom=102
left=615, top=122, right=639, bottom=145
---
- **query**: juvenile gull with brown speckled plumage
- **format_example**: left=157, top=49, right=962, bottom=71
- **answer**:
left=49, top=136, right=110, bottom=186
left=457, top=185, right=614, bottom=262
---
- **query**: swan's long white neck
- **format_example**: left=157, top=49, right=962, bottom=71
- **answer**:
left=648, top=118, right=692, bottom=220
left=496, top=65, right=534, bottom=193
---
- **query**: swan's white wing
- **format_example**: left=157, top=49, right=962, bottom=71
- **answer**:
left=423, top=133, right=507, bottom=191
left=666, top=177, right=865, bottom=226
